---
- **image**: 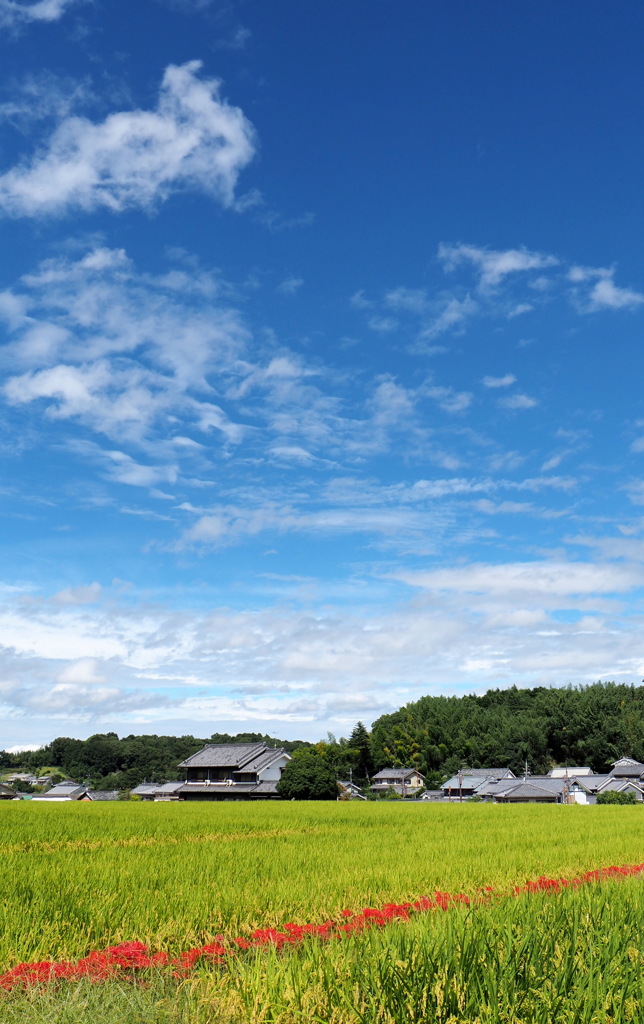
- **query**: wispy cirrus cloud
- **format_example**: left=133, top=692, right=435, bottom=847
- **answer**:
left=354, top=244, right=644, bottom=348
left=0, top=61, right=256, bottom=217
left=0, top=72, right=95, bottom=127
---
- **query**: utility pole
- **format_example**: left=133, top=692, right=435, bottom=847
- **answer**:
left=458, top=768, right=463, bottom=803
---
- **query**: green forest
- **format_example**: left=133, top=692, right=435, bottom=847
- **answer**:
left=3, top=682, right=644, bottom=789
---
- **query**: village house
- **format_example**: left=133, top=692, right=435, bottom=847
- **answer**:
left=130, top=781, right=184, bottom=801
left=32, top=782, right=88, bottom=801
left=369, top=768, right=425, bottom=797
left=32, top=783, right=120, bottom=801
left=444, top=759, right=644, bottom=804
left=0, top=783, right=16, bottom=799
left=441, top=768, right=515, bottom=801
left=338, top=780, right=366, bottom=800
left=177, top=742, right=291, bottom=800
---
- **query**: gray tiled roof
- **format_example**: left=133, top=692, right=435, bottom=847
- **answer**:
left=473, top=778, right=519, bottom=797
left=599, top=778, right=644, bottom=794
left=495, top=782, right=560, bottom=800
left=571, top=775, right=611, bottom=792
left=233, top=749, right=288, bottom=774
left=461, top=768, right=515, bottom=779
left=131, top=784, right=160, bottom=796
left=372, top=768, right=424, bottom=781
left=443, top=775, right=489, bottom=791
left=86, top=790, right=120, bottom=801
left=251, top=781, right=280, bottom=794
left=178, top=742, right=267, bottom=769
left=39, top=783, right=87, bottom=799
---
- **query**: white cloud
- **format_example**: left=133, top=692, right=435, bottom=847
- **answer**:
left=438, top=243, right=559, bottom=290
left=56, top=657, right=105, bottom=685
left=482, top=373, right=516, bottom=389
left=276, top=276, right=303, bottom=296
left=425, top=384, right=472, bottom=414
left=0, top=73, right=94, bottom=126
left=508, top=302, right=533, bottom=318
left=568, top=265, right=644, bottom=312
left=384, top=287, right=429, bottom=314
left=419, top=295, right=478, bottom=339
left=350, top=290, right=372, bottom=310
left=588, top=276, right=644, bottom=311
left=52, top=582, right=102, bottom=606
left=498, top=393, right=537, bottom=410
left=0, top=61, right=256, bottom=217
left=0, top=0, right=81, bottom=27
left=3, top=560, right=644, bottom=743
left=2, top=246, right=250, bottom=450
left=474, top=499, right=535, bottom=515
left=394, top=560, right=640, bottom=600
left=89, top=447, right=179, bottom=489
left=367, top=315, right=398, bottom=333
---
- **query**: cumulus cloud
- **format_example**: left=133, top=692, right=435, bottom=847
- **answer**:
left=2, top=561, right=644, bottom=743
left=0, top=61, right=256, bottom=217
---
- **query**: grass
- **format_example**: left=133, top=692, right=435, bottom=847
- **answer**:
left=2, top=802, right=644, bottom=1021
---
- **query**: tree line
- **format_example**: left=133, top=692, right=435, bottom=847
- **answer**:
left=2, top=682, right=643, bottom=791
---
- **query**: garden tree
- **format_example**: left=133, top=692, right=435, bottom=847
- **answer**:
left=596, top=791, right=638, bottom=805
left=10, top=779, right=32, bottom=793
left=276, top=750, right=339, bottom=800
left=310, top=735, right=361, bottom=781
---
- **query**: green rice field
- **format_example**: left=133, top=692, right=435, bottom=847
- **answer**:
left=2, top=801, right=644, bottom=1023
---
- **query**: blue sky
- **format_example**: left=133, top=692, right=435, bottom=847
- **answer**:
left=2, top=0, right=644, bottom=749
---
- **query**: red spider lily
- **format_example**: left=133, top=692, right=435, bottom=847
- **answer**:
left=2, top=861, right=643, bottom=993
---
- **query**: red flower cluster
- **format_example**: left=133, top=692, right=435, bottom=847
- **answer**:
left=513, top=862, right=644, bottom=896
left=1, top=862, right=642, bottom=993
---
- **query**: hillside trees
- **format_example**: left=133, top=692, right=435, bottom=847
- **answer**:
left=369, top=682, right=644, bottom=777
